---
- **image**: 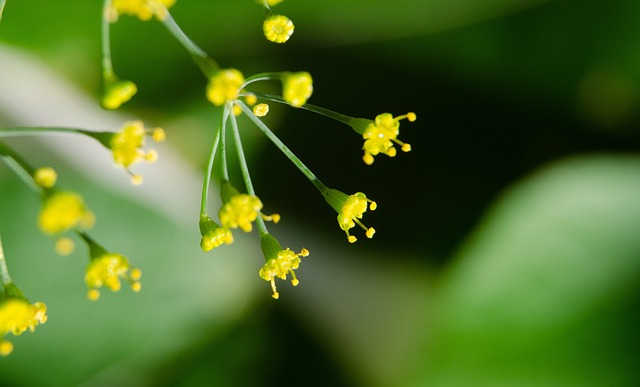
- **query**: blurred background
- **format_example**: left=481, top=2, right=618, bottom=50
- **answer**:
left=1, top=0, right=640, bottom=385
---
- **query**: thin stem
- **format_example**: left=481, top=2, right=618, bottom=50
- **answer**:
left=0, top=140, right=44, bottom=196
left=229, top=105, right=268, bottom=235
left=0, top=236, right=13, bottom=286
left=252, top=92, right=354, bottom=125
left=0, top=0, right=6, bottom=22
left=220, top=105, right=230, bottom=181
left=241, top=72, right=281, bottom=89
left=199, top=108, right=227, bottom=217
left=0, top=126, right=96, bottom=137
left=238, top=101, right=328, bottom=194
left=162, top=10, right=219, bottom=78
left=101, top=0, right=115, bottom=80
left=261, top=0, right=273, bottom=16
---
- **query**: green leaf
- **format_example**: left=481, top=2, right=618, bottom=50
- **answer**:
left=416, top=155, right=640, bottom=386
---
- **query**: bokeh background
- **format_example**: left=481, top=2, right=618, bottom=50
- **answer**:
left=1, top=0, right=640, bottom=385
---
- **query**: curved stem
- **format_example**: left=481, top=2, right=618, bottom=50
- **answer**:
left=252, top=92, right=355, bottom=125
left=241, top=72, right=281, bottom=89
left=237, top=101, right=328, bottom=195
left=162, top=10, right=219, bottom=78
left=229, top=106, right=268, bottom=235
left=0, top=236, right=13, bottom=286
left=101, top=0, right=115, bottom=80
left=0, top=140, right=44, bottom=196
left=199, top=108, right=227, bottom=216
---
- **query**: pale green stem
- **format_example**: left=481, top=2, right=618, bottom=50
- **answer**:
left=101, top=0, right=115, bottom=80
left=0, top=140, right=44, bottom=196
left=241, top=72, right=282, bottom=89
left=162, top=10, right=219, bottom=78
left=251, top=92, right=355, bottom=125
left=229, top=105, right=268, bottom=235
left=220, top=104, right=231, bottom=181
left=0, top=236, right=13, bottom=286
left=0, top=0, right=6, bottom=22
left=261, top=0, right=273, bottom=16
left=0, top=126, right=95, bottom=137
left=200, top=106, right=228, bottom=217
left=237, top=101, right=328, bottom=195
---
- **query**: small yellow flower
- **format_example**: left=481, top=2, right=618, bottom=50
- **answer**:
left=362, top=112, right=416, bottom=165
left=282, top=72, right=313, bottom=108
left=206, top=69, right=245, bottom=106
left=85, top=253, right=141, bottom=301
left=263, top=14, right=294, bottom=43
left=38, top=191, right=95, bottom=235
left=325, top=189, right=376, bottom=243
left=102, top=79, right=138, bottom=110
left=201, top=227, right=234, bottom=251
left=34, top=167, right=57, bottom=189
left=253, top=103, right=270, bottom=117
left=109, top=0, right=175, bottom=22
left=259, top=237, right=309, bottom=299
left=218, top=194, right=263, bottom=233
left=109, top=121, right=162, bottom=177
left=55, top=237, right=75, bottom=256
left=0, top=298, right=47, bottom=356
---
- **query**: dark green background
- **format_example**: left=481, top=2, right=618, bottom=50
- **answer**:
left=1, top=0, right=639, bottom=386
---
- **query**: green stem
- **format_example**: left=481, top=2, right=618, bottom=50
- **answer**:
left=237, top=101, right=328, bottom=195
left=76, top=230, right=108, bottom=259
left=241, top=72, right=281, bottom=89
left=0, top=236, right=13, bottom=286
left=252, top=92, right=355, bottom=125
left=261, top=0, right=273, bottom=16
left=0, top=0, right=6, bottom=22
left=200, top=107, right=228, bottom=216
left=0, top=140, right=44, bottom=196
left=162, top=11, right=219, bottom=78
left=220, top=105, right=231, bottom=181
left=0, top=126, right=95, bottom=137
left=101, top=0, right=115, bottom=80
left=229, top=105, right=268, bottom=235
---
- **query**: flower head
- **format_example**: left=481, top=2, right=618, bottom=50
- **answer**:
left=206, top=69, right=245, bottom=106
left=253, top=103, right=270, bottom=117
left=259, top=233, right=309, bottom=299
left=263, top=15, right=295, bottom=43
left=38, top=191, right=95, bottom=235
left=282, top=72, right=313, bottom=107
left=199, top=215, right=234, bottom=251
left=324, top=189, right=376, bottom=243
left=34, top=167, right=57, bottom=189
left=102, top=79, right=138, bottom=110
left=218, top=183, right=279, bottom=233
left=0, top=297, right=47, bottom=356
left=108, top=0, right=176, bottom=22
left=85, top=253, right=141, bottom=301
left=361, top=112, right=416, bottom=165
left=107, top=121, right=163, bottom=183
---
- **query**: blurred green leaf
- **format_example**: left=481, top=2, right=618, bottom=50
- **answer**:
left=415, top=154, right=640, bottom=386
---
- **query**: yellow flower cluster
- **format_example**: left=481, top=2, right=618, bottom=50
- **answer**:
left=259, top=247, right=309, bottom=299
left=0, top=299, right=47, bottom=356
left=200, top=226, right=234, bottom=252
left=109, top=121, right=164, bottom=184
left=263, top=15, right=295, bottom=43
left=34, top=167, right=57, bottom=189
left=85, top=253, right=142, bottom=301
left=206, top=69, right=245, bottom=106
left=336, top=192, right=377, bottom=243
left=218, top=194, right=279, bottom=233
left=38, top=191, right=95, bottom=235
left=102, top=80, right=138, bottom=110
left=108, top=0, right=176, bottom=22
left=362, top=112, right=416, bottom=165
left=282, top=72, right=313, bottom=108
